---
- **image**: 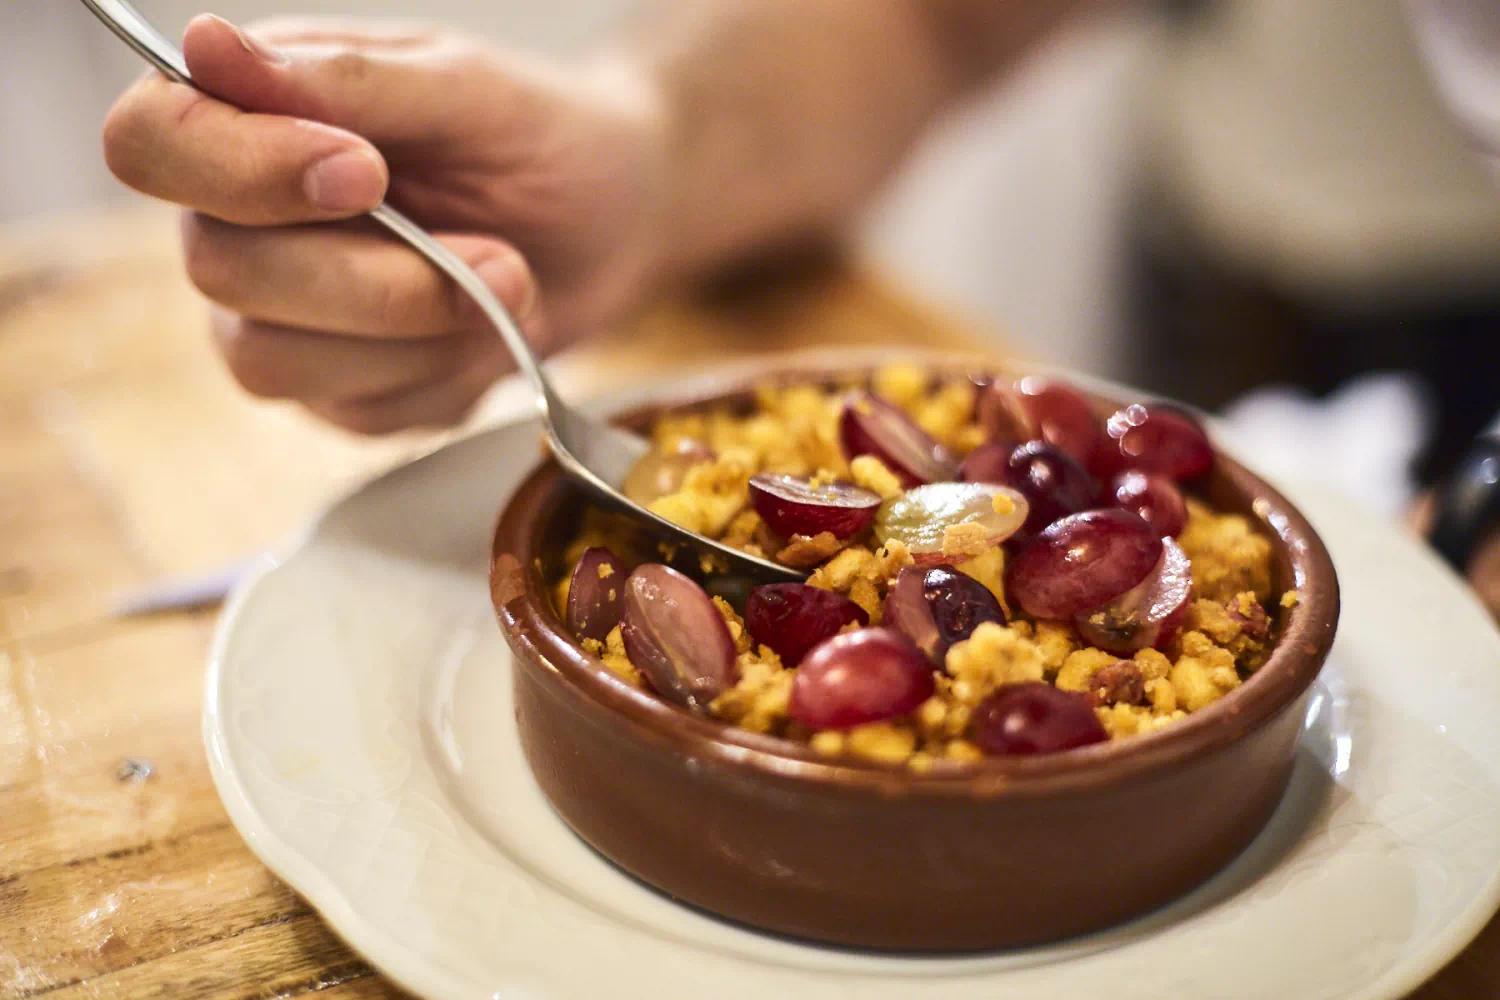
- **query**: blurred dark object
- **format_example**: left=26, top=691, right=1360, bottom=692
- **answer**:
left=1125, top=0, right=1500, bottom=487
left=1429, top=423, right=1500, bottom=572
left=1124, top=188, right=1500, bottom=486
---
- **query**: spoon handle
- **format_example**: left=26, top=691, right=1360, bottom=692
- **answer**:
left=76, top=0, right=558, bottom=421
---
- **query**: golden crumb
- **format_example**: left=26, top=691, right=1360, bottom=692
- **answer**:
left=956, top=546, right=1010, bottom=616
left=991, top=492, right=1016, bottom=516
left=810, top=730, right=846, bottom=757
left=943, top=739, right=984, bottom=763
left=581, top=627, right=645, bottom=688
left=849, top=455, right=904, bottom=500
left=1170, top=630, right=1242, bottom=711
left=712, top=595, right=753, bottom=654
left=942, top=521, right=992, bottom=559
left=1055, top=648, right=1120, bottom=695
left=944, top=622, right=1045, bottom=704
left=846, top=722, right=918, bottom=764
left=776, top=531, right=843, bottom=568
left=1281, top=590, right=1300, bottom=608
left=872, top=363, right=928, bottom=409
left=1032, top=621, right=1078, bottom=674
left=1178, top=499, right=1273, bottom=602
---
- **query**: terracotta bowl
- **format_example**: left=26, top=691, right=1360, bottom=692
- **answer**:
left=490, top=364, right=1339, bottom=952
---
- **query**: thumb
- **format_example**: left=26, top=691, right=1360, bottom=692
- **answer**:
left=182, top=15, right=500, bottom=145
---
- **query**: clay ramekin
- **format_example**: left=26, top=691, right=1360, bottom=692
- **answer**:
left=490, top=364, right=1339, bottom=952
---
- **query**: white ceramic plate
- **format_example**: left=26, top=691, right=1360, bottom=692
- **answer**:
left=205, top=366, right=1500, bottom=1000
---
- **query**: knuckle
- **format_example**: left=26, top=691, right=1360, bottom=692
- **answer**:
left=373, top=274, right=437, bottom=335
left=325, top=49, right=376, bottom=89
left=181, top=216, right=238, bottom=303
left=218, top=324, right=284, bottom=398
left=327, top=403, right=395, bottom=436
left=101, top=89, right=157, bottom=189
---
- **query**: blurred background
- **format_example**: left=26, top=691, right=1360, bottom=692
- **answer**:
left=6, top=0, right=1500, bottom=513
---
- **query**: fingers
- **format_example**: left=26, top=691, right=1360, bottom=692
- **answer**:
left=198, top=222, right=549, bottom=435
left=104, top=73, right=388, bottom=224
left=182, top=215, right=538, bottom=338
left=305, top=360, right=505, bottom=436
left=213, top=311, right=468, bottom=401
left=181, top=14, right=511, bottom=144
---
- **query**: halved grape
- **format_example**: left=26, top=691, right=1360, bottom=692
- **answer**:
left=1016, top=377, right=1106, bottom=468
left=971, top=682, right=1108, bottom=755
left=958, top=441, right=1011, bottom=485
left=839, top=391, right=957, bottom=486
left=744, top=583, right=869, bottom=666
left=874, top=482, right=1029, bottom=566
left=622, top=439, right=715, bottom=505
left=882, top=566, right=943, bottom=661
left=789, top=628, right=936, bottom=729
left=973, top=440, right=1098, bottom=540
left=1109, top=470, right=1187, bottom=538
left=1073, top=537, right=1191, bottom=655
left=620, top=564, right=738, bottom=711
left=882, top=564, right=1006, bottom=663
left=1105, top=404, right=1213, bottom=482
left=974, top=376, right=1036, bottom=443
left=924, top=565, right=1007, bottom=650
left=566, top=546, right=627, bottom=642
left=1007, top=509, right=1162, bottom=619
left=748, top=474, right=881, bottom=540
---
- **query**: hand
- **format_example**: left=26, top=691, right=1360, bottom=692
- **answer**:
left=103, top=15, right=669, bottom=433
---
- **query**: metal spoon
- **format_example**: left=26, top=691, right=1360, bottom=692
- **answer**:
left=79, top=0, right=801, bottom=582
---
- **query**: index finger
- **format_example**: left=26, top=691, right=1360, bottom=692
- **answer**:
left=102, top=73, right=388, bottom=226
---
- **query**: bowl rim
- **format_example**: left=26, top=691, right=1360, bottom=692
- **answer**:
left=491, top=360, right=1340, bottom=800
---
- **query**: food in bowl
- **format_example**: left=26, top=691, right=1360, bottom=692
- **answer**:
left=552, top=365, right=1291, bottom=769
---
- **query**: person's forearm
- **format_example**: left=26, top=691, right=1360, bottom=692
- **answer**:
left=622, top=0, right=1101, bottom=280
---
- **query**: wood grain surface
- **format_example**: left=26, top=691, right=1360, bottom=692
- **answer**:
left=0, top=203, right=1495, bottom=999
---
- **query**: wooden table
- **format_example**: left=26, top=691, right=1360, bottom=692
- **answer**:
left=1, top=203, right=1494, bottom=999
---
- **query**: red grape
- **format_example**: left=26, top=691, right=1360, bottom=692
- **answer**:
left=974, top=377, right=1036, bottom=443
left=1108, top=470, right=1188, bottom=538
left=971, top=682, right=1108, bottom=755
left=966, top=439, right=1098, bottom=540
left=789, top=628, right=936, bottom=729
left=882, top=564, right=1006, bottom=662
left=924, top=565, right=1007, bottom=650
left=874, top=482, right=1029, bottom=566
left=882, top=566, right=943, bottom=662
left=622, top=439, right=714, bottom=504
left=744, top=583, right=869, bottom=666
left=958, top=440, right=1011, bottom=484
left=620, top=564, right=738, bottom=711
left=1073, top=537, right=1191, bottom=655
left=1016, top=377, right=1106, bottom=468
left=839, top=391, right=957, bottom=486
left=1105, top=404, right=1213, bottom=482
left=566, top=546, right=628, bottom=642
left=748, top=474, right=881, bottom=540
left=1007, top=509, right=1162, bottom=619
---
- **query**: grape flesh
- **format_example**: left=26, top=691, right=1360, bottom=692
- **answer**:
left=620, top=564, right=738, bottom=711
